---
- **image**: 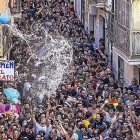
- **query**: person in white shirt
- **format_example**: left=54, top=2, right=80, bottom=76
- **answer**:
left=23, top=76, right=34, bottom=96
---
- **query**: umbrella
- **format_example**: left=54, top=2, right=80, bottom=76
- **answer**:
left=4, top=88, right=20, bottom=103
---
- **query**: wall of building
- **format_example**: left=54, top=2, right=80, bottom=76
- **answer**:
left=94, top=8, right=105, bottom=47
left=84, top=0, right=89, bottom=32
left=123, top=62, right=139, bottom=86
left=88, top=14, right=93, bottom=33
left=132, top=0, right=140, bottom=30
left=112, top=48, right=118, bottom=79
left=0, top=0, right=6, bottom=13
left=112, top=48, right=140, bottom=87
left=76, top=0, right=81, bottom=21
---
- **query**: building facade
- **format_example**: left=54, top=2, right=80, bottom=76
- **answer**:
left=74, top=0, right=140, bottom=86
left=0, top=0, right=21, bottom=60
left=75, top=0, right=111, bottom=50
left=107, top=0, right=140, bottom=86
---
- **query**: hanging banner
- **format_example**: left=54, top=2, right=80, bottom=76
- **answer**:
left=0, top=61, right=14, bottom=81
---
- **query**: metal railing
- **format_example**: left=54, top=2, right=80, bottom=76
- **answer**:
left=113, top=22, right=130, bottom=54
left=92, top=0, right=97, bottom=2
left=97, top=0, right=105, bottom=2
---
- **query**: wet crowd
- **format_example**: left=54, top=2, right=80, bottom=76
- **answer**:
left=0, top=0, right=140, bottom=140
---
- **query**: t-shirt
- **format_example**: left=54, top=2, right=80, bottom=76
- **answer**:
left=128, top=85, right=139, bottom=93
left=98, top=86, right=104, bottom=91
left=109, top=83, right=118, bottom=89
left=23, top=82, right=31, bottom=96
left=113, top=103, right=118, bottom=110
left=76, top=131, right=87, bottom=140
left=110, top=115, right=116, bottom=123
left=71, top=133, right=78, bottom=140
left=82, top=120, right=90, bottom=128
left=89, top=44, right=94, bottom=52
left=19, top=131, right=35, bottom=140
left=79, top=58, right=87, bottom=65
left=48, top=136, right=62, bottom=140
left=36, top=123, right=47, bottom=137
left=109, top=98, right=118, bottom=104
left=19, top=118, right=34, bottom=128
left=134, top=105, right=140, bottom=115
left=103, top=78, right=110, bottom=84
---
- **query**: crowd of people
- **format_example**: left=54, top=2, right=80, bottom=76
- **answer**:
left=0, top=0, right=140, bottom=140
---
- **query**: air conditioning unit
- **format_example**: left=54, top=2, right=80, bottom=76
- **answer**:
left=89, top=5, right=97, bottom=16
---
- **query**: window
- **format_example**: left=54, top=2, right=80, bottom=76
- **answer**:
left=118, top=56, right=124, bottom=85
left=118, top=27, right=125, bottom=47
left=11, top=0, right=21, bottom=14
left=115, top=0, right=130, bottom=28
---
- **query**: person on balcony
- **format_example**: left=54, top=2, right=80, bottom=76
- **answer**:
left=128, top=78, right=139, bottom=93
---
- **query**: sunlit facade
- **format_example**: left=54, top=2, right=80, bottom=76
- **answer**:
left=0, top=0, right=21, bottom=59
left=107, top=0, right=140, bottom=86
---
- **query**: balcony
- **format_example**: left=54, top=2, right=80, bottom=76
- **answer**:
left=132, top=32, right=140, bottom=56
left=96, top=0, right=105, bottom=8
left=92, top=0, right=97, bottom=2
left=111, top=0, right=140, bottom=65
left=113, top=23, right=140, bottom=65
left=11, top=0, right=22, bottom=18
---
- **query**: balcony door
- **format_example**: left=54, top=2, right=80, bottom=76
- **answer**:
left=99, top=15, right=105, bottom=40
left=118, top=56, right=124, bottom=86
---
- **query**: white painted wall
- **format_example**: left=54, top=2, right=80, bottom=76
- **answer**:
left=77, top=0, right=81, bottom=21
left=112, top=48, right=118, bottom=79
left=99, top=15, right=104, bottom=39
left=88, top=14, right=93, bottom=33
left=112, top=48, right=140, bottom=87
left=86, top=5, right=105, bottom=47
left=93, top=9, right=105, bottom=47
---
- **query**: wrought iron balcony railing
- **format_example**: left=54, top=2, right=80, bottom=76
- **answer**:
left=92, top=0, right=97, bottom=2
left=96, top=0, right=106, bottom=8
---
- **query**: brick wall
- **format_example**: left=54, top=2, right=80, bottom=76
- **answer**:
left=0, top=0, right=6, bottom=13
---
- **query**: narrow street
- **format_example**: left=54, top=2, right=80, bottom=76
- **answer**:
left=0, top=0, right=140, bottom=140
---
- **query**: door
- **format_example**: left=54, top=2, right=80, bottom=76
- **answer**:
left=93, top=16, right=94, bottom=31
left=99, top=15, right=105, bottom=40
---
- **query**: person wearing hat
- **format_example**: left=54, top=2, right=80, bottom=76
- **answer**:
left=19, top=110, right=34, bottom=129
left=109, top=93, right=118, bottom=104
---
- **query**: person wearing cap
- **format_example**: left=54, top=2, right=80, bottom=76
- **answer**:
left=109, top=93, right=118, bottom=104
left=19, top=110, right=34, bottom=129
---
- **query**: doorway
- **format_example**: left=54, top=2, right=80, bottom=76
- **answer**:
left=99, top=15, right=105, bottom=40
